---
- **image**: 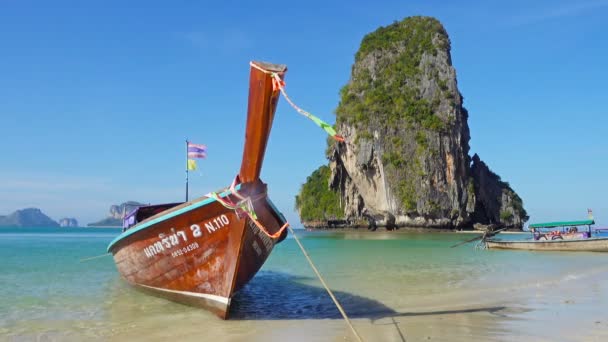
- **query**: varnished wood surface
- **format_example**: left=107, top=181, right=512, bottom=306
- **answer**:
left=238, top=61, right=287, bottom=183
left=110, top=192, right=287, bottom=318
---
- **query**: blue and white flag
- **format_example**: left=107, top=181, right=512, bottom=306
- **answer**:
left=187, top=142, right=207, bottom=159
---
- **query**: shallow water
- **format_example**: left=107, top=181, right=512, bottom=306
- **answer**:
left=1, top=228, right=607, bottom=341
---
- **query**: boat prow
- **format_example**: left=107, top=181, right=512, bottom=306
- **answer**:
left=107, top=61, right=289, bottom=318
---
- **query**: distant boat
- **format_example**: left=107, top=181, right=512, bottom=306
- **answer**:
left=107, top=61, right=289, bottom=319
left=485, top=219, right=608, bottom=252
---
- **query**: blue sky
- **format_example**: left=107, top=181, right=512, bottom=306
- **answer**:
left=0, top=0, right=606, bottom=227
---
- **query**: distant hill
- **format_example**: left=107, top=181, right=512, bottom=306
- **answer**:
left=0, top=208, right=59, bottom=227
left=88, top=201, right=146, bottom=227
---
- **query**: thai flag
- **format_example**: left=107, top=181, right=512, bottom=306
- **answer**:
left=187, top=142, right=207, bottom=159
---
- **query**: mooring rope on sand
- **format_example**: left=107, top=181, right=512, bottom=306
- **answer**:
left=288, top=226, right=364, bottom=342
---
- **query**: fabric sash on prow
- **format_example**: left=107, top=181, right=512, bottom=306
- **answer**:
left=238, top=61, right=287, bottom=188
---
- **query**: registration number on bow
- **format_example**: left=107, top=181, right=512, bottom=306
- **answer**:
left=141, top=214, right=231, bottom=258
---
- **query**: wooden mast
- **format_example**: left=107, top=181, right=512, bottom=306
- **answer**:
left=238, top=61, right=287, bottom=186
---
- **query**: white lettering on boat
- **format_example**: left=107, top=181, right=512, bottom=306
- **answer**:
left=205, top=214, right=230, bottom=233
left=248, top=221, right=275, bottom=256
left=141, top=215, right=230, bottom=258
left=252, top=240, right=262, bottom=256
left=190, top=224, right=202, bottom=237
left=143, top=229, right=188, bottom=258
left=171, top=242, right=200, bottom=258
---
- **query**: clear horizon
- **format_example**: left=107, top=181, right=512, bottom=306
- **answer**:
left=1, top=0, right=607, bottom=227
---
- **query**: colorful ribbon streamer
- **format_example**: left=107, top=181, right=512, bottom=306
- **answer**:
left=270, top=72, right=345, bottom=142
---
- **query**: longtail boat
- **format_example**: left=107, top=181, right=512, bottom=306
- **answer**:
left=107, top=61, right=289, bottom=319
left=485, top=219, right=608, bottom=252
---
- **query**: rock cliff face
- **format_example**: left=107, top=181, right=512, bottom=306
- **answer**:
left=59, top=218, right=79, bottom=227
left=298, top=16, right=527, bottom=229
left=0, top=208, right=59, bottom=227
left=88, top=201, right=145, bottom=227
left=469, top=154, right=528, bottom=227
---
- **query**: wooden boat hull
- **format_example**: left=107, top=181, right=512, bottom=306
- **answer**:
left=107, top=61, right=289, bottom=318
left=107, top=189, right=287, bottom=319
left=486, top=237, right=608, bottom=252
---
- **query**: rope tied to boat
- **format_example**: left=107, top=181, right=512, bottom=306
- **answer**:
left=79, top=253, right=111, bottom=262
left=208, top=177, right=289, bottom=240
left=249, top=61, right=345, bottom=142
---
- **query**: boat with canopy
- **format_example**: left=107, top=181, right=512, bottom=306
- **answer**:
left=485, top=219, right=608, bottom=252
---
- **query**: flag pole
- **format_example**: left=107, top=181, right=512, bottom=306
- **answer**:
left=185, top=139, right=189, bottom=202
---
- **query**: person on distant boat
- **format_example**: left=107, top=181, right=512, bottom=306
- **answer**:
left=531, top=227, right=541, bottom=240
left=550, top=230, right=563, bottom=240
left=531, top=227, right=551, bottom=240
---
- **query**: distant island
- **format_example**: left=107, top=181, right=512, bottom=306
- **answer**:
left=0, top=201, right=149, bottom=228
left=59, top=218, right=79, bottom=227
left=0, top=208, right=59, bottom=227
left=296, top=16, right=528, bottom=230
left=87, top=201, right=146, bottom=227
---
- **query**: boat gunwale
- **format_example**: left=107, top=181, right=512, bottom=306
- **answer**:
left=106, top=185, right=287, bottom=253
left=106, top=186, right=240, bottom=252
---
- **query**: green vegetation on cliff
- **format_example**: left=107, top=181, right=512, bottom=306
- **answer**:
left=295, top=166, right=343, bottom=221
left=336, top=16, right=449, bottom=131
left=501, top=183, right=529, bottom=223
left=333, top=17, right=454, bottom=211
left=355, top=17, right=447, bottom=63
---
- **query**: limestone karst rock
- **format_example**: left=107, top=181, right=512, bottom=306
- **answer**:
left=297, top=16, right=528, bottom=229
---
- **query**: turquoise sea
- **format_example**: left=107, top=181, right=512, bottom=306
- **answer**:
left=1, top=228, right=608, bottom=341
